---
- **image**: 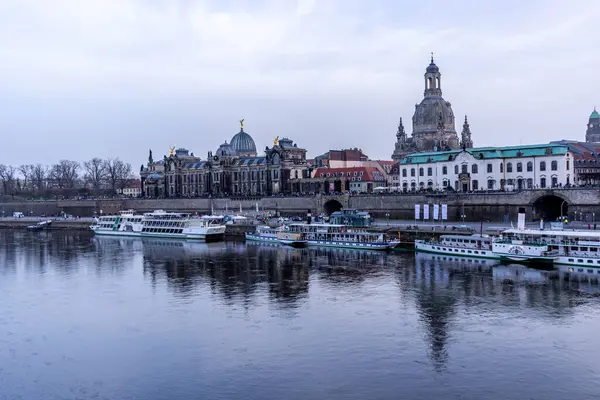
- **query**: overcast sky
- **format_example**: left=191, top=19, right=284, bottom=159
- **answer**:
left=1, top=0, right=599, bottom=170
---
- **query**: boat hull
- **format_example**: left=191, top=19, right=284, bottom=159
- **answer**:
left=92, top=229, right=224, bottom=241
left=279, top=239, right=308, bottom=248
left=305, top=240, right=396, bottom=251
left=414, top=241, right=498, bottom=259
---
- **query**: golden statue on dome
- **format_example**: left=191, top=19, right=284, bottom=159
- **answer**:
left=239, top=119, right=244, bottom=130
left=274, top=136, right=279, bottom=146
left=169, top=147, right=175, bottom=156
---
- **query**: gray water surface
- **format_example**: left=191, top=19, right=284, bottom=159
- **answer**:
left=1, top=231, right=600, bottom=400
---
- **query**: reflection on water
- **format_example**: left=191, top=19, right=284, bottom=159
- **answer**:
left=1, top=232, right=600, bottom=400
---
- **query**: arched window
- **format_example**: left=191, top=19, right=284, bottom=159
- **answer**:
left=411, top=168, right=415, bottom=177
left=427, top=77, right=433, bottom=89
left=500, top=163, right=504, bottom=173
left=551, top=160, right=558, bottom=171
left=566, top=159, right=570, bottom=170
left=540, top=161, right=546, bottom=171
left=402, top=169, right=407, bottom=177
left=454, top=165, right=459, bottom=174
left=472, top=180, right=478, bottom=190
left=442, top=166, right=447, bottom=175
left=419, top=167, right=424, bottom=176
left=436, top=77, right=440, bottom=89
left=506, top=162, right=513, bottom=173
left=516, top=162, right=522, bottom=172
left=527, top=178, right=533, bottom=188
left=526, top=162, right=533, bottom=172
left=427, top=167, right=432, bottom=176
left=462, top=164, right=468, bottom=174
left=471, top=164, right=478, bottom=174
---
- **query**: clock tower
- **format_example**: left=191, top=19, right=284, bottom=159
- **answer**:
left=586, top=107, right=600, bottom=143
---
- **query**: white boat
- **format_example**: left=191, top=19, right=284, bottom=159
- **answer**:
left=244, top=225, right=307, bottom=247
left=494, top=228, right=600, bottom=268
left=415, top=234, right=496, bottom=259
left=492, top=229, right=559, bottom=264
left=245, top=225, right=285, bottom=244
left=285, top=223, right=399, bottom=251
left=90, top=209, right=226, bottom=241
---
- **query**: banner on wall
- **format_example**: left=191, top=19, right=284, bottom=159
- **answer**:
left=423, top=204, right=429, bottom=220
left=441, top=204, right=448, bottom=220
left=414, top=204, right=420, bottom=220
left=433, top=204, right=439, bottom=220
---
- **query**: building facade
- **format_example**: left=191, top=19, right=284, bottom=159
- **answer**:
left=140, top=123, right=309, bottom=197
left=398, top=143, right=573, bottom=192
left=392, top=56, right=471, bottom=161
left=310, top=166, right=387, bottom=194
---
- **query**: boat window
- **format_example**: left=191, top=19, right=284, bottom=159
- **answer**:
left=578, top=260, right=583, bottom=263
left=588, top=260, right=593, bottom=264
left=580, top=247, right=589, bottom=252
left=578, top=268, right=584, bottom=272
left=568, top=259, right=574, bottom=262
left=572, top=247, right=579, bottom=251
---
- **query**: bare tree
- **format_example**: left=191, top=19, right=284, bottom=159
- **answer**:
left=49, top=160, right=80, bottom=189
left=31, top=164, right=47, bottom=192
left=0, top=165, right=17, bottom=195
left=83, top=157, right=107, bottom=192
left=104, top=158, right=134, bottom=191
left=18, top=164, right=33, bottom=192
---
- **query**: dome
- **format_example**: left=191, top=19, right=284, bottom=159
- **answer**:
left=230, top=129, right=257, bottom=155
left=216, top=140, right=234, bottom=157
left=590, top=109, right=600, bottom=120
left=413, top=96, right=456, bottom=135
left=426, top=61, right=439, bottom=73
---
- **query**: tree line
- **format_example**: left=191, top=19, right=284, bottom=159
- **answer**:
left=0, top=158, right=135, bottom=198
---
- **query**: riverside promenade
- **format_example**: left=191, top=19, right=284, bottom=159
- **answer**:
left=1, top=188, right=599, bottom=222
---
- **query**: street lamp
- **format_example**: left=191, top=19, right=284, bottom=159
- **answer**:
left=560, top=200, right=566, bottom=220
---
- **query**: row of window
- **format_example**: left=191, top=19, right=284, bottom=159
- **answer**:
left=168, top=170, right=281, bottom=184
left=320, top=171, right=364, bottom=178
left=402, top=176, right=562, bottom=190
left=401, top=160, right=564, bottom=177
left=142, top=228, right=184, bottom=234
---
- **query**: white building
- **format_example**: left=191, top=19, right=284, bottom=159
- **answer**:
left=398, top=143, right=573, bottom=192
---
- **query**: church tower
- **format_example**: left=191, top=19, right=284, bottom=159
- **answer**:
left=424, top=53, right=442, bottom=97
left=460, top=115, right=473, bottom=148
left=586, top=107, right=600, bottom=143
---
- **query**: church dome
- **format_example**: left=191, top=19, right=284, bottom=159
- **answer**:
left=230, top=129, right=257, bottom=155
left=413, top=96, right=456, bottom=135
left=216, top=140, right=234, bottom=157
left=426, top=61, right=439, bottom=73
left=590, top=108, right=600, bottom=120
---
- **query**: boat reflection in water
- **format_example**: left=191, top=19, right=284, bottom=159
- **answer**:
left=415, top=251, right=600, bottom=295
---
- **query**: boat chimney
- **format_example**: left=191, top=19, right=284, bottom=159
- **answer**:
left=306, top=209, right=312, bottom=225
left=517, top=207, right=526, bottom=230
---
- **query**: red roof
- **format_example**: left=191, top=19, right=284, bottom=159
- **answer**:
left=313, top=166, right=386, bottom=181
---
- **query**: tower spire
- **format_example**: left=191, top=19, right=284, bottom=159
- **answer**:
left=431, top=52, right=434, bottom=63
left=396, top=117, right=405, bottom=139
left=460, top=114, right=473, bottom=148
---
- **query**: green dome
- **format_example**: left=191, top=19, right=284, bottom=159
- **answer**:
left=590, top=109, right=600, bottom=119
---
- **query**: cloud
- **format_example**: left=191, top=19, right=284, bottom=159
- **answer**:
left=0, top=0, right=599, bottom=166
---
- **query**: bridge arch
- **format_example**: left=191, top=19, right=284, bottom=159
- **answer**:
left=532, top=194, right=569, bottom=221
left=323, top=199, right=343, bottom=215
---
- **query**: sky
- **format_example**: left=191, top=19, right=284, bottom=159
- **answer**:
left=1, top=0, right=599, bottom=170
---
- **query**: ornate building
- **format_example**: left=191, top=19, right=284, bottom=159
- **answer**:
left=140, top=121, right=309, bottom=197
left=585, top=107, right=600, bottom=143
left=392, top=56, right=471, bottom=161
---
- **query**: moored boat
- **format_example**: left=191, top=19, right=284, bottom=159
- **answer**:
left=415, top=234, right=496, bottom=259
left=90, top=210, right=226, bottom=241
left=286, top=223, right=399, bottom=251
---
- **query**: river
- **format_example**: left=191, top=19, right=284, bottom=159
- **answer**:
left=1, top=231, right=599, bottom=400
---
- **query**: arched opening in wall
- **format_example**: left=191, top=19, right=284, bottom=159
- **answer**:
left=533, top=195, right=568, bottom=221
left=323, top=199, right=343, bottom=215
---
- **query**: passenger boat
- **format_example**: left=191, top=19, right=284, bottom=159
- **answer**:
left=414, top=234, right=496, bottom=259
left=244, top=225, right=307, bottom=247
left=494, top=228, right=600, bottom=268
left=286, top=223, right=399, bottom=251
left=245, top=225, right=285, bottom=244
left=492, top=229, right=559, bottom=264
left=90, top=210, right=226, bottom=241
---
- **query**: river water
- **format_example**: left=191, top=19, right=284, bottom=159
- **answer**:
left=1, top=231, right=600, bottom=400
